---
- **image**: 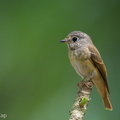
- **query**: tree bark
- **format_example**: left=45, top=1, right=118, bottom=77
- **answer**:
left=69, top=80, right=93, bottom=120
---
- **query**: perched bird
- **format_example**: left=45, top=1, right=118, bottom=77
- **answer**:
left=60, top=31, right=112, bottom=111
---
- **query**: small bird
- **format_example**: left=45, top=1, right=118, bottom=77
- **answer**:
left=60, top=31, right=112, bottom=111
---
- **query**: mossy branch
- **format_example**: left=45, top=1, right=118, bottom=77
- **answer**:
left=69, top=81, right=93, bottom=120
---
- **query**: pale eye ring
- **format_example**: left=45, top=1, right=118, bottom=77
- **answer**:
left=72, top=37, right=78, bottom=42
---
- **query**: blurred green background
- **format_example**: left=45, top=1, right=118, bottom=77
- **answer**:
left=0, top=0, right=120, bottom=120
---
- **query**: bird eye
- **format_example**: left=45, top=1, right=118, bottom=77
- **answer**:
left=72, top=37, right=78, bottom=42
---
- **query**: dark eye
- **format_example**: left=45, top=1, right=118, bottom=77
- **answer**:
left=72, top=37, right=78, bottom=42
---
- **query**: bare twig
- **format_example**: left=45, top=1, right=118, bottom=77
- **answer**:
left=69, top=81, right=93, bottom=120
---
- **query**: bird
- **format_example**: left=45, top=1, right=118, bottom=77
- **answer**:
left=60, top=31, right=112, bottom=111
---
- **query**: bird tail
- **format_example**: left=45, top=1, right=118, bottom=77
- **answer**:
left=92, top=79, right=113, bottom=111
left=102, top=87, right=113, bottom=111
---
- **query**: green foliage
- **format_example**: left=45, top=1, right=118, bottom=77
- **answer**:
left=79, top=97, right=89, bottom=108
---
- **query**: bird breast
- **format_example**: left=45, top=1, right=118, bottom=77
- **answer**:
left=68, top=49, right=95, bottom=79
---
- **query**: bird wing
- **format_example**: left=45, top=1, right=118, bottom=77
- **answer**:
left=88, top=44, right=109, bottom=93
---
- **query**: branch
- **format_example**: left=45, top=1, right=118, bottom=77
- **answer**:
left=69, top=81, right=94, bottom=120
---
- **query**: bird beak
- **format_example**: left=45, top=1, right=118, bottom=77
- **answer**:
left=60, top=39, right=67, bottom=43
